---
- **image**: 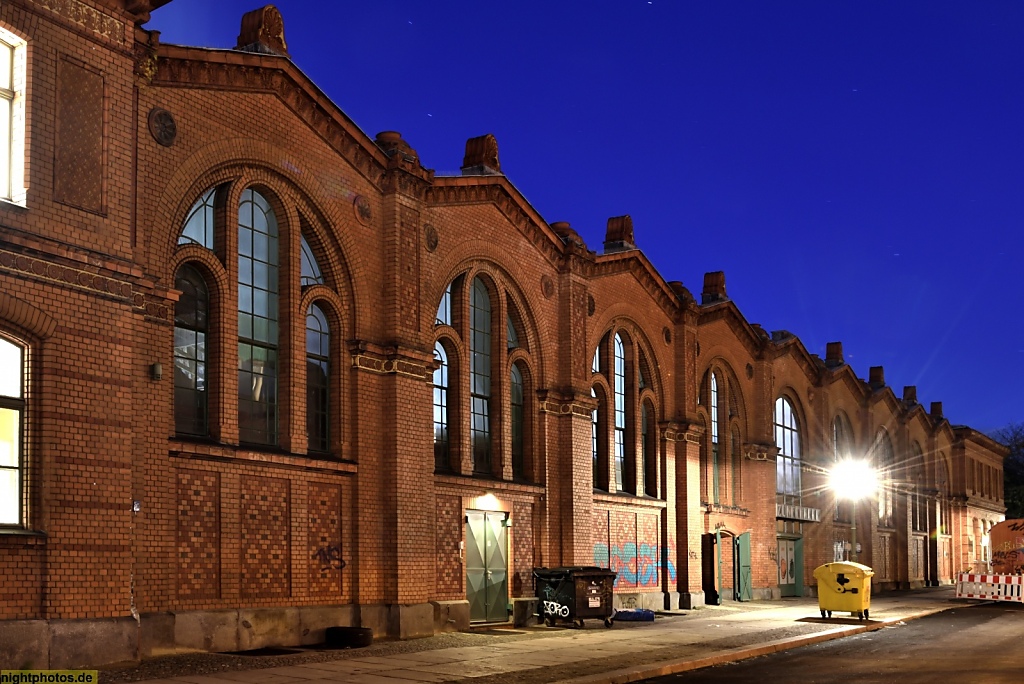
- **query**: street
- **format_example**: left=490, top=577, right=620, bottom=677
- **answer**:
left=645, top=602, right=1023, bottom=683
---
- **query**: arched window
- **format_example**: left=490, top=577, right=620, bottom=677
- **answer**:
left=179, top=187, right=216, bottom=249
left=469, top=277, right=491, bottom=473
left=875, top=431, right=895, bottom=527
left=0, top=334, right=25, bottom=525
left=510, top=363, right=524, bottom=478
left=237, top=189, right=279, bottom=445
left=774, top=397, right=801, bottom=504
left=433, top=342, right=449, bottom=471
left=300, top=234, right=324, bottom=286
left=305, top=304, right=329, bottom=453
left=174, top=264, right=209, bottom=436
left=731, top=425, right=742, bottom=504
left=710, top=372, right=720, bottom=504
left=435, top=282, right=451, bottom=326
left=0, top=28, right=26, bottom=204
left=832, top=413, right=853, bottom=522
left=613, top=333, right=627, bottom=492
left=937, top=455, right=951, bottom=535
left=642, top=399, right=657, bottom=498
left=911, top=443, right=927, bottom=533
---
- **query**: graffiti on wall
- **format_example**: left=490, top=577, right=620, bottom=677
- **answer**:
left=593, top=542, right=676, bottom=587
left=312, top=543, right=346, bottom=571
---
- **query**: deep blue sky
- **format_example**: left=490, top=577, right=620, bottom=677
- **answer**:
left=149, top=1, right=1023, bottom=435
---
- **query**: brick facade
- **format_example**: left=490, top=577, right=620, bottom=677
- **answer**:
left=0, top=0, right=1007, bottom=669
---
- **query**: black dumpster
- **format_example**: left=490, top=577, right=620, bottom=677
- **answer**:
left=533, top=566, right=616, bottom=628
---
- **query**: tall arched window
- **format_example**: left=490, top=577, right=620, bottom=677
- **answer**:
left=592, top=387, right=600, bottom=488
left=0, top=334, right=25, bottom=526
left=510, top=364, right=524, bottom=478
left=237, top=189, right=279, bottom=445
left=642, top=400, right=657, bottom=497
left=174, top=264, right=209, bottom=436
left=731, top=425, right=742, bottom=504
left=710, top=372, right=720, bottom=504
left=469, top=277, right=491, bottom=473
left=832, top=413, right=853, bottom=522
left=305, top=304, right=330, bottom=454
left=774, top=397, right=801, bottom=504
left=433, top=342, right=449, bottom=471
left=875, top=431, right=895, bottom=527
left=613, top=333, right=627, bottom=491
left=937, top=455, right=951, bottom=535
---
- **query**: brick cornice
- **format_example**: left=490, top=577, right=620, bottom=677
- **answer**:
left=151, top=45, right=389, bottom=189
left=743, top=442, right=778, bottom=462
left=536, top=389, right=595, bottom=418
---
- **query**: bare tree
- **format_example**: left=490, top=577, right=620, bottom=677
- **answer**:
left=994, top=422, right=1024, bottom=519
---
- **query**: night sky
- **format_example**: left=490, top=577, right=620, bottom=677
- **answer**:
left=149, top=1, right=1023, bottom=435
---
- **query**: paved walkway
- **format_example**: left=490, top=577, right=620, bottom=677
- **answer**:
left=124, top=586, right=964, bottom=684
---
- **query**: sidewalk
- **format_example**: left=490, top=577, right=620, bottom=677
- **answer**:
left=108, top=586, right=963, bottom=684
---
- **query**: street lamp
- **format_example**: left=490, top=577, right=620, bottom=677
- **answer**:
left=829, top=459, right=878, bottom=563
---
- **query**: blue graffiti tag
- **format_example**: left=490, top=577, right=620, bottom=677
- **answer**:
left=592, top=542, right=677, bottom=586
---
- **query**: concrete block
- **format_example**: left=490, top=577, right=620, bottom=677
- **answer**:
left=431, top=600, right=470, bottom=632
left=174, top=609, right=239, bottom=653
left=139, top=612, right=176, bottom=658
left=298, top=605, right=355, bottom=645
left=679, top=591, right=706, bottom=609
left=664, top=591, right=681, bottom=610
left=49, top=617, right=138, bottom=669
left=511, top=598, right=537, bottom=628
left=237, top=607, right=301, bottom=650
left=0, top=620, right=48, bottom=669
left=389, top=603, right=433, bottom=639
left=357, top=604, right=389, bottom=638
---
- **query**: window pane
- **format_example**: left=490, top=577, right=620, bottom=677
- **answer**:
left=0, top=337, right=21, bottom=398
left=178, top=188, right=216, bottom=249
left=300, top=234, right=324, bottom=286
left=0, top=42, right=11, bottom=91
left=306, top=304, right=330, bottom=453
left=0, top=467, right=19, bottom=524
left=0, top=99, right=9, bottom=200
left=0, top=406, right=19, bottom=468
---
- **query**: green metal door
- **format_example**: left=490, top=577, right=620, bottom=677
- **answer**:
left=466, top=511, right=509, bottom=622
left=735, top=532, right=753, bottom=601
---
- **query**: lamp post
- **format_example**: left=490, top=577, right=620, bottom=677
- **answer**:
left=829, top=459, right=878, bottom=563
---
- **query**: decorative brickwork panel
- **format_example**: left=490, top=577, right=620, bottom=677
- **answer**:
left=176, top=469, right=220, bottom=599
left=511, top=500, right=535, bottom=597
left=240, top=475, right=291, bottom=598
left=637, top=513, right=661, bottom=589
left=398, top=205, right=420, bottom=331
left=56, top=55, right=104, bottom=214
left=592, top=508, right=610, bottom=567
left=609, top=510, right=638, bottom=589
left=308, top=482, right=343, bottom=597
left=435, top=494, right=463, bottom=599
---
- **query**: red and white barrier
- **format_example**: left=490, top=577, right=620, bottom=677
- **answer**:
left=955, top=573, right=1024, bottom=602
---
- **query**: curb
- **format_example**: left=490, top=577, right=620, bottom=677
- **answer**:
left=552, top=606, right=954, bottom=684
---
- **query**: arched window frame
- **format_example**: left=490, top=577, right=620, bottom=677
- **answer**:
left=433, top=271, right=536, bottom=481
left=173, top=263, right=211, bottom=437
left=910, top=442, right=927, bottom=533
left=774, top=395, right=802, bottom=505
left=305, top=303, right=330, bottom=454
left=510, top=362, right=524, bottom=478
left=433, top=341, right=450, bottom=472
left=237, top=188, right=281, bottom=446
left=874, top=429, right=895, bottom=528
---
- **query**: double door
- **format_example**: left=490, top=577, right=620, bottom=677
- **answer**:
left=466, top=510, right=509, bottom=623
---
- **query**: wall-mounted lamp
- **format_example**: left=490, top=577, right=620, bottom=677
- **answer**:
left=150, top=363, right=163, bottom=381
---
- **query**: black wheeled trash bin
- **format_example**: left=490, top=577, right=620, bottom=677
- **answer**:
left=533, top=566, right=617, bottom=628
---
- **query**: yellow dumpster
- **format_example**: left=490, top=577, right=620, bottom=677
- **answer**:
left=813, top=562, right=873, bottom=620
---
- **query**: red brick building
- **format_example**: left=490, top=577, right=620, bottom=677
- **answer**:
left=0, top=1, right=1007, bottom=669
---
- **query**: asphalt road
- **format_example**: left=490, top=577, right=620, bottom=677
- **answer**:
left=645, top=602, right=1023, bottom=683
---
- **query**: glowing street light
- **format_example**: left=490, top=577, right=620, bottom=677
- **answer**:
left=829, top=459, right=878, bottom=562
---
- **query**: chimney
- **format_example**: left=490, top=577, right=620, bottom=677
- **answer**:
left=701, top=271, right=727, bottom=305
left=868, top=366, right=885, bottom=390
left=550, top=221, right=584, bottom=248
left=903, top=386, right=918, bottom=404
left=603, top=215, right=636, bottom=253
left=375, top=131, right=419, bottom=163
left=825, top=341, right=844, bottom=368
left=461, top=134, right=501, bottom=175
left=930, top=402, right=943, bottom=420
left=236, top=5, right=289, bottom=56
